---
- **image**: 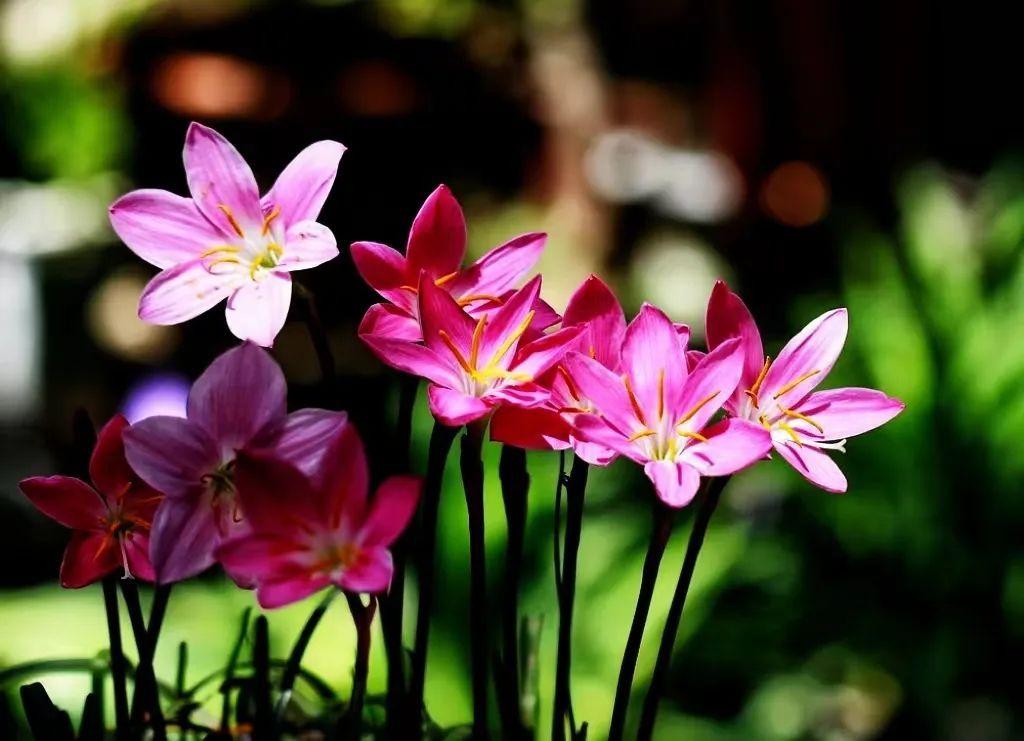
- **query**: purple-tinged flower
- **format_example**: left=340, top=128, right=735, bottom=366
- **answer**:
left=706, top=281, right=905, bottom=492
left=109, top=123, right=344, bottom=346
left=217, top=421, right=422, bottom=608
left=123, top=342, right=347, bottom=583
left=565, top=303, right=772, bottom=507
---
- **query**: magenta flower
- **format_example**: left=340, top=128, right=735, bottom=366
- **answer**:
left=352, top=185, right=548, bottom=342
left=20, top=415, right=161, bottom=588
left=109, top=123, right=344, bottom=347
left=217, top=421, right=422, bottom=608
left=122, top=342, right=347, bottom=583
left=564, top=303, right=772, bottom=507
left=362, top=275, right=581, bottom=427
left=705, top=281, right=904, bottom=492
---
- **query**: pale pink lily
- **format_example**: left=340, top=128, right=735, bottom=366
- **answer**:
left=216, top=421, right=422, bottom=608
left=706, top=281, right=905, bottom=493
left=110, top=122, right=344, bottom=346
left=362, top=275, right=581, bottom=427
left=565, top=304, right=772, bottom=507
left=352, top=185, right=549, bottom=342
left=123, top=342, right=347, bottom=583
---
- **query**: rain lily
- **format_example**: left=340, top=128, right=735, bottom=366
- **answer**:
left=109, top=122, right=344, bottom=346
left=362, top=275, right=581, bottom=427
left=123, top=342, right=347, bottom=583
left=20, top=415, right=160, bottom=588
left=565, top=304, right=772, bottom=507
left=705, top=281, right=904, bottom=492
left=352, top=185, right=549, bottom=342
left=217, top=421, right=422, bottom=608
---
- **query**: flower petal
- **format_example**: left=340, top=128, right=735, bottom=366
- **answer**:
left=360, top=333, right=460, bottom=388
left=124, top=533, right=156, bottom=582
left=681, top=418, right=771, bottom=476
left=427, top=385, right=491, bottom=427
left=486, top=382, right=550, bottom=409
left=184, top=122, right=262, bottom=233
left=61, top=531, right=119, bottom=588
left=478, top=275, right=542, bottom=369
left=262, top=140, right=345, bottom=224
left=512, top=325, right=583, bottom=381
left=675, top=338, right=744, bottom=433
left=216, top=533, right=306, bottom=583
left=359, top=476, right=422, bottom=548
left=774, top=440, right=848, bottom=493
left=257, top=575, right=332, bottom=609
left=350, top=241, right=415, bottom=311
left=138, top=260, right=240, bottom=326
left=233, top=449, right=320, bottom=534
left=570, top=414, right=645, bottom=464
left=338, top=547, right=393, bottom=594
left=562, top=352, right=640, bottom=436
left=448, top=232, right=546, bottom=299
left=109, top=189, right=223, bottom=269
left=316, top=421, right=370, bottom=531
left=643, top=460, right=701, bottom=508
left=260, top=409, right=349, bottom=481
left=123, top=416, right=219, bottom=499
left=621, top=303, right=688, bottom=418
left=276, top=220, right=338, bottom=272
left=149, top=495, right=220, bottom=583
left=20, top=476, right=105, bottom=530
left=761, top=309, right=848, bottom=409
left=358, top=303, right=420, bottom=342
left=419, top=274, right=477, bottom=356
left=705, top=280, right=764, bottom=389
left=405, top=185, right=466, bottom=278
left=224, top=273, right=293, bottom=347
left=187, top=342, right=288, bottom=447
left=490, top=406, right=571, bottom=451
left=89, top=415, right=133, bottom=499
left=791, top=388, right=905, bottom=440
left=563, top=275, right=626, bottom=369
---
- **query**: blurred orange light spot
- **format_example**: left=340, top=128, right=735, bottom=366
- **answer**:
left=760, top=161, right=829, bottom=227
left=151, top=53, right=290, bottom=120
left=336, top=61, right=419, bottom=117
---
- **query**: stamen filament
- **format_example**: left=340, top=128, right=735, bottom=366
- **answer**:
left=261, top=205, right=281, bottom=235
left=469, top=316, right=487, bottom=368
left=677, top=391, right=719, bottom=426
left=778, top=421, right=802, bottom=445
left=217, top=204, right=245, bottom=238
left=628, top=429, right=657, bottom=442
left=657, top=369, right=666, bottom=420
left=486, top=310, right=535, bottom=368
left=199, top=245, right=241, bottom=258
left=782, top=407, right=824, bottom=433
left=438, top=330, right=475, bottom=375
left=434, top=271, right=459, bottom=286
left=622, top=375, right=648, bottom=426
left=457, top=293, right=504, bottom=306
left=677, top=429, right=709, bottom=443
left=557, top=365, right=582, bottom=401
left=772, top=369, right=820, bottom=400
left=750, top=356, right=772, bottom=395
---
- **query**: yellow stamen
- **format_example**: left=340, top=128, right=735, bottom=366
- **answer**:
left=772, top=369, right=820, bottom=400
left=261, top=205, right=281, bottom=235
left=457, top=293, right=504, bottom=306
left=199, top=245, right=241, bottom=258
left=469, top=315, right=487, bottom=368
left=678, top=430, right=709, bottom=443
left=486, top=310, right=535, bottom=368
left=217, top=204, right=245, bottom=238
left=782, top=407, right=824, bottom=433
left=778, top=421, right=802, bottom=445
left=475, top=367, right=532, bottom=382
left=400, top=284, right=418, bottom=293
left=589, top=345, right=597, bottom=359
left=758, top=413, right=771, bottom=429
left=750, top=356, right=771, bottom=395
left=434, top=271, right=459, bottom=286
left=666, top=436, right=677, bottom=459
left=622, top=375, right=648, bottom=426
left=657, top=369, right=666, bottom=420
left=677, top=391, right=719, bottom=426
left=207, top=257, right=241, bottom=271
left=628, top=429, right=657, bottom=442
left=438, top=330, right=474, bottom=375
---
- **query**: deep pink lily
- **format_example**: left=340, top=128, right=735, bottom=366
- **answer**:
left=20, top=415, right=160, bottom=588
left=109, top=122, right=344, bottom=346
left=706, top=281, right=905, bottom=492
left=362, top=274, right=581, bottom=427
left=122, top=342, right=347, bottom=583
left=216, top=421, right=422, bottom=608
left=352, top=185, right=549, bottom=342
left=565, top=303, right=772, bottom=507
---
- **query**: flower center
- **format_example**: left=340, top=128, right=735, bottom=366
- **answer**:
left=741, top=356, right=839, bottom=449
left=199, top=203, right=285, bottom=282
left=202, top=461, right=241, bottom=533
left=436, top=311, right=535, bottom=396
left=623, top=370, right=717, bottom=461
left=315, top=540, right=362, bottom=578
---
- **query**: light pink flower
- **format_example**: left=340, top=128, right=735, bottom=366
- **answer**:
left=565, top=303, right=772, bottom=507
left=216, top=422, right=422, bottom=608
left=706, top=281, right=905, bottom=493
left=109, top=122, right=344, bottom=346
left=122, top=342, right=347, bottom=583
left=352, top=185, right=549, bottom=342
left=362, top=275, right=581, bottom=427
left=20, top=415, right=160, bottom=588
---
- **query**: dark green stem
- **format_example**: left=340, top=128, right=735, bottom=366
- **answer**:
left=343, top=593, right=376, bottom=741
left=252, top=616, right=272, bottom=741
left=119, top=580, right=166, bottom=739
left=498, top=445, right=530, bottom=739
left=461, top=421, right=489, bottom=739
left=295, top=281, right=336, bottom=386
left=101, top=577, right=130, bottom=740
left=637, top=477, right=729, bottom=740
left=408, top=421, right=458, bottom=736
left=220, top=608, right=252, bottom=733
left=607, top=502, right=675, bottom=741
left=275, top=589, right=338, bottom=726
left=552, top=455, right=589, bottom=741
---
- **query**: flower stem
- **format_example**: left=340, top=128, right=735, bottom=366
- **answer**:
left=275, top=589, right=338, bottom=727
left=498, top=444, right=530, bottom=739
left=607, top=502, right=675, bottom=741
left=295, top=280, right=335, bottom=386
left=119, top=580, right=166, bottom=739
left=343, top=593, right=377, bottom=741
left=408, top=421, right=458, bottom=736
left=552, top=455, right=589, bottom=741
left=252, top=616, right=272, bottom=740
left=636, top=476, right=729, bottom=740
left=101, top=576, right=130, bottom=740
left=461, top=420, right=490, bottom=739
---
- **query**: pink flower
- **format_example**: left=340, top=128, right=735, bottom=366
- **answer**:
left=362, top=275, right=582, bottom=427
left=109, top=123, right=344, bottom=347
left=352, top=185, right=548, bottom=342
left=122, top=342, right=347, bottom=583
left=564, top=303, right=773, bottom=507
left=706, top=281, right=905, bottom=493
left=216, top=421, right=422, bottom=608
left=20, top=415, right=161, bottom=588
